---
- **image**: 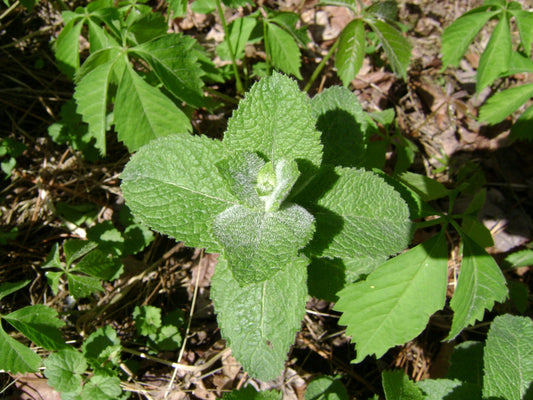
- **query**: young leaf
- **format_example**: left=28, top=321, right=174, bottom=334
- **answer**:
left=478, top=82, right=533, bottom=124
left=133, top=305, right=162, bottom=336
left=366, top=19, right=411, bottom=79
left=224, top=72, right=322, bottom=172
left=130, top=34, right=206, bottom=108
left=121, top=134, right=236, bottom=252
left=334, top=233, right=448, bottom=363
left=0, top=325, right=42, bottom=373
left=483, top=314, right=533, bottom=400
left=335, top=19, right=366, bottom=86
left=114, top=63, right=192, bottom=152
left=82, top=325, right=121, bottom=367
left=446, top=234, right=508, bottom=340
left=476, top=14, right=512, bottom=92
left=441, top=7, right=500, bottom=68
left=312, top=86, right=369, bottom=168
left=265, top=22, right=303, bottom=79
left=2, top=305, right=66, bottom=350
left=382, top=370, right=424, bottom=400
left=44, top=349, right=87, bottom=394
left=82, top=375, right=122, bottom=400
left=213, top=203, right=314, bottom=284
left=305, top=376, right=349, bottom=400
left=211, top=255, right=308, bottom=381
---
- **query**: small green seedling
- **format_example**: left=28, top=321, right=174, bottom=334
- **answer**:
left=133, top=305, right=184, bottom=351
left=0, top=137, right=26, bottom=179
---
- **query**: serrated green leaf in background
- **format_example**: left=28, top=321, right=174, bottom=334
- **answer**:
left=82, top=375, right=122, bottom=400
left=305, top=376, right=349, bottom=400
left=211, top=255, right=308, bottom=381
left=44, top=349, right=87, bottom=394
left=416, top=379, right=481, bottom=400
left=441, top=7, right=500, bottom=68
left=446, top=234, right=508, bottom=340
left=479, top=83, right=533, bottom=124
left=213, top=203, right=314, bottom=284
left=55, top=18, right=84, bottom=78
left=82, top=325, right=121, bottom=367
left=301, top=167, right=412, bottom=277
left=131, top=34, right=206, bottom=108
left=3, top=305, right=66, bottom=350
left=63, top=239, right=98, bottom=267
left=167, top=0, right=188, bottom=17
left=334, top=233, right=448, bottom=363
left=67, top=273, right=104, bottom=299
left=0, top=279, right=30, bottom=302
left=483, top=314, right=533, bottom=400
left=265, top=22, right=302, bottom=79
left=224, top=72, right=322, bottom=172
left=217, top=17, right=257, bottom=61
left=510, top=9, right=533, bottom=57
left=133, top=305, right=162, bottom=336
left=476, top=14, right=512, bottom=92
left=121, top=134, right=236, bottom=252
left=222, top=386, right=282, bottom=399
left=504, top=248, right=533, bottom=268
left=382, top=370, right=424, bottom=400
left=307, top=257, right=346, bottom=302
left=114, top=63, right=192, bottom=152
left=447, top=341, right=484, bottom=388
left=395, top=171, right=449, bottom=201
left=335, top=19, right=366, bottom=86
left=0, top=325, right=42, bottom=373
left=311, top=86, right=368, bottom=168
left=367, top=19, right=411, bottom=79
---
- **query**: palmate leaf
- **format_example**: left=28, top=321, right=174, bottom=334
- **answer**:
left=483, top=314, right=533, bottom=400
left=334, top=233, right=448, bottom=363
left=479, top=82, right=533, bottom=124
left=114, top=63, right=192, bottom=151
left=446, top=234, right=508, bottom=340
left=265, top=22, right=302, bottom=80
left=510, top=9, right=533, bottom=57
left=441, top=6, right=500, bottom=68
left=0, top=324, right=42, bottom=373
left=211, top=255, right=308, bottom=381
left=121, top=134, right=237, bottom=252
left=335, top=19, right=366, bottom=86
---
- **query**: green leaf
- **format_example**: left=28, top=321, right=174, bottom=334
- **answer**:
left=508, top=281, right=529, bottom=313
left=0, top=279, right=30, bottom=302
left=224, top=72, right=322, bottom=173
left=446, top=234, right=508, bottom=340
left=211, top=255, right=308, bottom=381
left=307, top=257, right=346, bottom=302
left=334, top=233, right=448, bottom=363
left=476, top=14, right=512, bottom=92
left=55, top=18, right=84, bottom=78
left=504, top=248, right=533, bottom=268
left=45, top=271, right=62, bottom=295
left=335, top=19, right=366, bottom=86
left=483, top=314, right=533, bottom=400
left=265, top=22, right=302, bottom=79
left=82, top=375, right=122, bottom=399
left=133, top=305, right=162, bottom=336
left=367, top=19, right=411, bottom=79
left=121, top=134, right=236, bottom=252
left=44, top=349, right=87, bottom=393
left=213, top=203, right=314, bottom=284
left=82, top=325, right=121, bottom=366
left=3, top=305, right=66, bottom=350
left=114, top=63, right=192, bottom=152
left=441, top=7, right=500, bottom=68
left=300, top=167, right=412, bottom=277
left=417, top=379, right=481, bottom=400
left=366, top=1, right=398, bottom=21
left=0, top=324, right=42, bottom=373
left=447, top=341, right=484, bottom=387
left=74, top=52, right=123, bottom=155
left=479, top=83, right=533, bottom=124
left=74, top=250, right=122, bottom=281
left=64, top=239, right=99, bottom=266
left=510, top=9, right=533, bottom=57
left=510, top=104, right=533, bottom=141
left=311, top=86, right=368, bottom=168
left=395, top=171, right=449, bottom=201
left=217, top=17, right=257, bottom=61
left=131, top=34, right=206, bottom=108
left=506, top=51, right=533, bottom=75
left=382, top=370, right=424, bottom=400
left=223, top=386, right=282, bottom=399
left=67, top=273, right=104, bottom=299
left=86, top=222, right=124, bottom=257
left=167, top=0, right=188, bottom=17
left=127, top=12, right=167, bottom=45
left=87, top=20, right=119, bottom=53
left=305, top=376, right=349, bottom=400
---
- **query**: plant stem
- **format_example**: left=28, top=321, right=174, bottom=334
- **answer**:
left=262, top=18, right=271, bottom=75
left=303, top=39, right=339, bottom=92
left=215, top=0, right=243, bottom=94
left=0, top=1, right=20, bottom=21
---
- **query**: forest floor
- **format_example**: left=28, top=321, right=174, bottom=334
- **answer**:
left=0, top=0, right=532, bottom=399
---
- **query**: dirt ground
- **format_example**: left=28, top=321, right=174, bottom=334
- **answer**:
left=1, top=0, right=532, bottom=399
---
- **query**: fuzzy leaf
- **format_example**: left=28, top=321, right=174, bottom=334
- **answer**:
left=114, top=63, right=192, bottom=152
left=213, top=204, right=314, bottom=284
left=265, top=22, right=302, bottom=79
left=121, top=134, right=236, bottom=252
left=44, top=349, right=87, bottom=394
left=476, top=14, right=512, bottom=92
left=483, top=314, right=533, bottom=400
left=300, top=167, right=412, bottom=276
left=211, top=255, right=308, bottom=381
left=335, top=19, right=366, bottom=86
left=0, top=325, right=42, bottom=373
left=131, top=34, right=206, bottom=108
left=367, top=19, right=411, bottom=79
left=446, top=234, right=508, bottom=340
left=3, top=305, right=66, bottom=351
left=224, top=72, right=322, bottom=173
left=479, top=82, right=533, bottom=124
left=334, top=233, right=448, bottom=363
left=441, top=7, right=500, bottom=68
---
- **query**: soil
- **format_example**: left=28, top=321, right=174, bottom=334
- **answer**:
left=0, top=0, right=532, bottom=399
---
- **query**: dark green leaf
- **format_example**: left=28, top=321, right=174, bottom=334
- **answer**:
left=74, top=250, right=122, bottom=281
left=366, top=1, right=398, bottom=21
left=82, top=375, right=122, bottom=400
left=222, top=386, right=281, bottom=399
left=128, top=12, right=167, bottom=45
left=447, top=341, right=484, bottom=388
left=510, top=104, right=533, bottom=141
left=64, top=239, right=99, bottom=267
left=67, top=273, right=104, bottom=299
left=0, top=280, right=30, bottom=302
left=396, top=171, right=449, bottom=201
left=167, top=0, right=188, bottom=17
